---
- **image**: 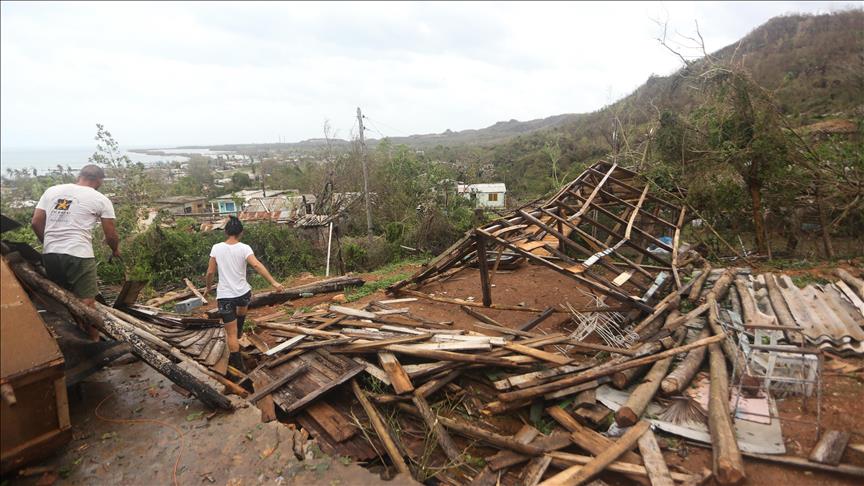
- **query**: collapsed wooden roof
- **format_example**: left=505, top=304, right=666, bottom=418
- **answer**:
left=391, top=161, right=687, bottom=315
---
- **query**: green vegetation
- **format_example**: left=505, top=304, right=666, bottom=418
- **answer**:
left=344, top=273, right=410, bottom=302
left=790, top=274, right=830, bottom=288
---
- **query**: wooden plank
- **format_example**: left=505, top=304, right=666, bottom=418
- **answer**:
left=399, top=341, right=491, bottom=352
left=334, top=333, right=431, bottom=353
left=306, top=401, right=358, bottom=443
left=351, top=357, right=392, bottom=385
left=538, top=420, right=650, bottom=486
left=329, top=305, right=377, bottom=319
left=524, top=455, right=553, bottom=486
left=247, top=364, right=309, bottom=403
left=378, top=352, right=414, bottom=394
left=637, top=429, right=674, bottom=486
left=249, top=371, right=278, bottom=422
left=505, top=342, right=571, bottom=365
left=485, top=425, right=541, bottom=467
left=264, top=335, right=306, bottom=356
left=809, top=430, right=850, bottom=466
left=486, top=432, right=571, bottom=471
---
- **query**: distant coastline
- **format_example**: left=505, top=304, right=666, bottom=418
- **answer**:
left=1, top=147, right=190, bottom=174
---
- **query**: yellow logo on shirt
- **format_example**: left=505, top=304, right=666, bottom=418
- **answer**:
left=54, top=198, right=72, bottom=210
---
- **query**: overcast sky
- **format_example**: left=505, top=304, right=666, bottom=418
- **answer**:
left=0, top=1, right=855, bottom=149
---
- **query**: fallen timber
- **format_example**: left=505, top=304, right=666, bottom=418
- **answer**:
left=498, top=334, right=725, bottom=402
left=248, top=276, right=365, bottom=308
left=7, top=257, right=232, bottom=410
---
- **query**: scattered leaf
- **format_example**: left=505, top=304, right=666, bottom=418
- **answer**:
left=185, top=411, right=205, bottom=422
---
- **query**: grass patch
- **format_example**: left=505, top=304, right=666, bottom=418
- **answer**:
left=344, top=273, right=409, bottom=302
left=790, top=274, right=830, bottom=288
left=370, top=256, right=428, bottom=276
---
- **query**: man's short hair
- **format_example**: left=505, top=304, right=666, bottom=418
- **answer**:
left=78, top=164, right=106, bottom=181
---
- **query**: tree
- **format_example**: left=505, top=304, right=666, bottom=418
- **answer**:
left=542, top=135, right=563, bottom=187
left=88, top=123, right=150, bottom=204
left=230, top=171, right=252, bottom=189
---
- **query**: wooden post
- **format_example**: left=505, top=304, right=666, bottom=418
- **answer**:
left=615, top=331, right=684, bottom=426
left=708, top=339, right=746, bottom=484
left=661, top=327, right=710, bottom=395
left=476, top=232, right=492, bottom=307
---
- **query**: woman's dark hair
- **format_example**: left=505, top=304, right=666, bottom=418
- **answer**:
left=225, top=216, right=244, bottom=236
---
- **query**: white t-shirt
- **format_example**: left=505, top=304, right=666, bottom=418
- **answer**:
left=210, top=241, right=254, bottom=299
left=36, top=183, right=116, bottom=259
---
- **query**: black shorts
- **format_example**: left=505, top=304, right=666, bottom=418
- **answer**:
left=217, top=290, right=252, bottom=323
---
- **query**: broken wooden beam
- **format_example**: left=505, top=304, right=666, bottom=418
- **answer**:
left=378, top=352, right=414, bottom=394
left=499, top=334, right=724, bottom=402
left=538, top=420, right=650, bottom=486
left=809, top=430, right=850, bottom=466
left=412, top=391, right=462, bottom=464
left=518, top=307, right=556, bottom=332
left=547, top=451, right=699, bottom=483
left=184, top=277, right=208, bottom=305
left=249, top=276, right=364, bottom=308
left=475, top=231, right=493, bottom=307
left=351, top=379, right=412, bottom=477
left=636, top=429, right=674, bottom=486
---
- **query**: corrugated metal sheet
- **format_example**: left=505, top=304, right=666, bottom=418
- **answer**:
left=770, top=274, right=864, bottom=355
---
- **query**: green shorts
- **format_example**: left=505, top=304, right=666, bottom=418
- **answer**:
left=43, top=253, right=99, bottom=299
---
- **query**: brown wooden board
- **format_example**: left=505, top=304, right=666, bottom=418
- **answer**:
left=305, top=401, right=358, bottom=443
left=296, top=412, right=379, bottom=461
left=265, top=349, right=364, bottom=414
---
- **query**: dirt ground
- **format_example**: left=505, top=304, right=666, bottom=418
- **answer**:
left=6, top=361, right=413, bottom=486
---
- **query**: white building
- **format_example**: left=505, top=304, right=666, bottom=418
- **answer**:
left=457, top=183, right=506, bottom=209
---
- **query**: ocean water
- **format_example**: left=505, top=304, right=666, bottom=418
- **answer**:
left=0, top=147, right=191, bottom=174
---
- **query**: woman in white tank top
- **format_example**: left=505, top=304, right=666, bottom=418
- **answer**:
left=205, top=216, right=283, bottom=372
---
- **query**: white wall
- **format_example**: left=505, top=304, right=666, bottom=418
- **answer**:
left=461, top=191, right=505, bottom=208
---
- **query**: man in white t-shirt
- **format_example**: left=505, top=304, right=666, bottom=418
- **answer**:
left=31, top=164, right=120, bottom=339
left=205, top=216, right=283, bottom=372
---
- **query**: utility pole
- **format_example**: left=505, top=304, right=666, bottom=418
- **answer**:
left=357, top=107, right=373, bottom=239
